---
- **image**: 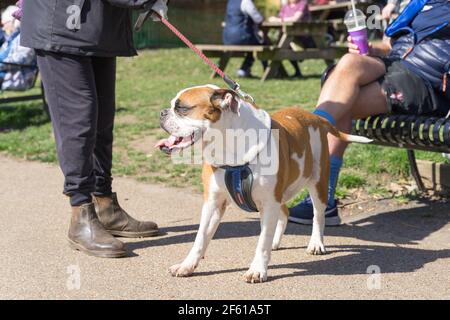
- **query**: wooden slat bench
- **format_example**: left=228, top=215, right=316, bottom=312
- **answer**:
left=321, top=64, right=450, bottom=192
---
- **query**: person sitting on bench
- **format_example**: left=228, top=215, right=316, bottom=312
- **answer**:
left=0, top=5, right=35, bottom=91
left=289, top=0, right=450, bottom=226
left=268, top=0, right=313, bottom=78
left=223, top=0, right=267, bottom=78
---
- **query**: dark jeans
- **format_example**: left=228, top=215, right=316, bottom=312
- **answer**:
left=241, top=54, right=268, bottom=73
left=223, top=29, right=267, bottom=73
left=37, top=50, right=116, bottom=206
left=289, top=36, right=316, bottom=76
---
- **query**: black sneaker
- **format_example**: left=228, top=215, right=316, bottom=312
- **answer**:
left=288, top=195, right=341, bottom=226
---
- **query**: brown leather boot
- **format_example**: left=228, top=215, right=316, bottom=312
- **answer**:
left=68, top=203, right=126, bottom=258
left=92, top=193, right=159, bottom=238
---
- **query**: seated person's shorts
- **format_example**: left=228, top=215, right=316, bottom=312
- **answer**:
left=378, top=59, right=449, bottom=117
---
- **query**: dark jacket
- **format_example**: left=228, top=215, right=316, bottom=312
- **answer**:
left=223, top=0, right=259, bottom=45
left=387, top=0, right=450, bottom=100
left=21, top=0, right=157, bottom=57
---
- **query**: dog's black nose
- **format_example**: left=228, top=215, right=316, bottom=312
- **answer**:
left=160, top=109, right=169, bottom=117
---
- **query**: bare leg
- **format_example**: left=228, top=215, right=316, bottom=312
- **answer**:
left=317, top=54, right=386, bottom=121
left=304, top=54, right=389, bottom=211
left=328, top=81, right=389, bottom=158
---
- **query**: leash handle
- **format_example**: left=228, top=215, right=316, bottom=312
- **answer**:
left=136, top=10, right=255, bottom=103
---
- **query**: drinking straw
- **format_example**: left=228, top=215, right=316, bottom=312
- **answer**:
left=350, top=0, right=360, bottom=28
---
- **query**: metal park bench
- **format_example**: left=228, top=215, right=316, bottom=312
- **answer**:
left=0, top=62, right=49, bottom=117
left=322, top=65, right=450, bottom=192
left=351, top=114, right=450, bottom=192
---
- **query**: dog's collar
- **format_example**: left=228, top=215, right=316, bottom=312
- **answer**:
left=219, top=164, right=259, bottom=212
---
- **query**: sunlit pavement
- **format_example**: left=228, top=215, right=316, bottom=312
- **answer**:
left=1, top=155, right=449, bottom=299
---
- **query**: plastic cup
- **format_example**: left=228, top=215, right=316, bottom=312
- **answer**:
left=344, top=9, right=369, bottom=56
left=348, top=26, right=369, bottom=55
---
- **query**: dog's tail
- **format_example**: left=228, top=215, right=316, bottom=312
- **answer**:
left=325, top=121, right=373, bottom=144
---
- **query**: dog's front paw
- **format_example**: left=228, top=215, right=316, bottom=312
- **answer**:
left=243, top=268, right=267, bottom=283
left=306, top=240, right=326, bottom=255
left=169, top=263, right=196, bottom=277
left=272, top=241, right=282, bottom=251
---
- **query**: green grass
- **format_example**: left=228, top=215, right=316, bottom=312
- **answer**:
left=0, top=48, right=448, bottom=199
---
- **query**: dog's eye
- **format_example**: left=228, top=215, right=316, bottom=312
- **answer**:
left=175, top=105, right=192, bottom=115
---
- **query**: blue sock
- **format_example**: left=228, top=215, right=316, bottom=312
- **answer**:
left=313, top=109, right=336, bottom=126
left=328, top=155, right=343, bottom=207
left=313, top=109, right=340, bottom=206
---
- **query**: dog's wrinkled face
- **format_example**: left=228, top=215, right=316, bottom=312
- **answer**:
left=156, top=85, right=239, bottom=154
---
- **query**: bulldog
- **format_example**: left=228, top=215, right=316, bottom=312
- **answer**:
left=157, top=85, right=371, bottom=283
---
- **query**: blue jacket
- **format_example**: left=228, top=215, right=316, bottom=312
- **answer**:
left=223, top=0, right=260, bottom=45
left=0, top=31, right=37, bottom=91
left=386, top=0, right=450, bottom=100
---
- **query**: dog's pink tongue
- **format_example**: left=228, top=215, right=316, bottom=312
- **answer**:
left=155, top=135, right=178, bottom=148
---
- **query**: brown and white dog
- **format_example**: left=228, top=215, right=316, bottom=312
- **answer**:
left=157, top=85, right=371, bottom=283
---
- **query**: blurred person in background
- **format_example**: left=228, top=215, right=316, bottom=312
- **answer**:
left=268, top=0, right=312, bottom=77
left=310, top=0, right=330, bottom=5
left=0, top=5, right=35, bottom=91
left=269, top=0, right=311, bottom=23
left=223, top=0, right=268, bottom=77
left=382, top=0, right=411, bottom=21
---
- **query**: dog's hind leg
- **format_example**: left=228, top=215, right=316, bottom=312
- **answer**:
left=272, top=205, right=288, bottom=251
left=169, top=195, right=227, bottom=277
left=244, top=201, right=281, bottom=283
left=306, top=183, right=327, bottom=255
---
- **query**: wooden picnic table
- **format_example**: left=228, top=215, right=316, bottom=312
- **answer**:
left=197, top=21, right=346, bottom=81
left=259, top=21, right=340, bottom=80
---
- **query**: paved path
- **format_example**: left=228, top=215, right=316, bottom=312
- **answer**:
left=1, top=155, right=450, bottom=299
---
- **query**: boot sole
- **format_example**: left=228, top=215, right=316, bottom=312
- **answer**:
left=107, top=229, right=160, bottom=238
left=68, top=239, right=127, bottom=258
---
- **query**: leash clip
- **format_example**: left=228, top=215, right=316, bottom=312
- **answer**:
left=223, top=75, right=255, bottom=103
left=235, top=84, right=255, bottom=104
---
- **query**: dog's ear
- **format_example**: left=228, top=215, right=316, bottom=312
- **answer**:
left=210, top=89, right=240, bottom=116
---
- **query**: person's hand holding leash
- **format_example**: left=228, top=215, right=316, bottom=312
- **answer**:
left=151, top=0, right=168, bottom=21
left=134, top=0, right=169, bottom=31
